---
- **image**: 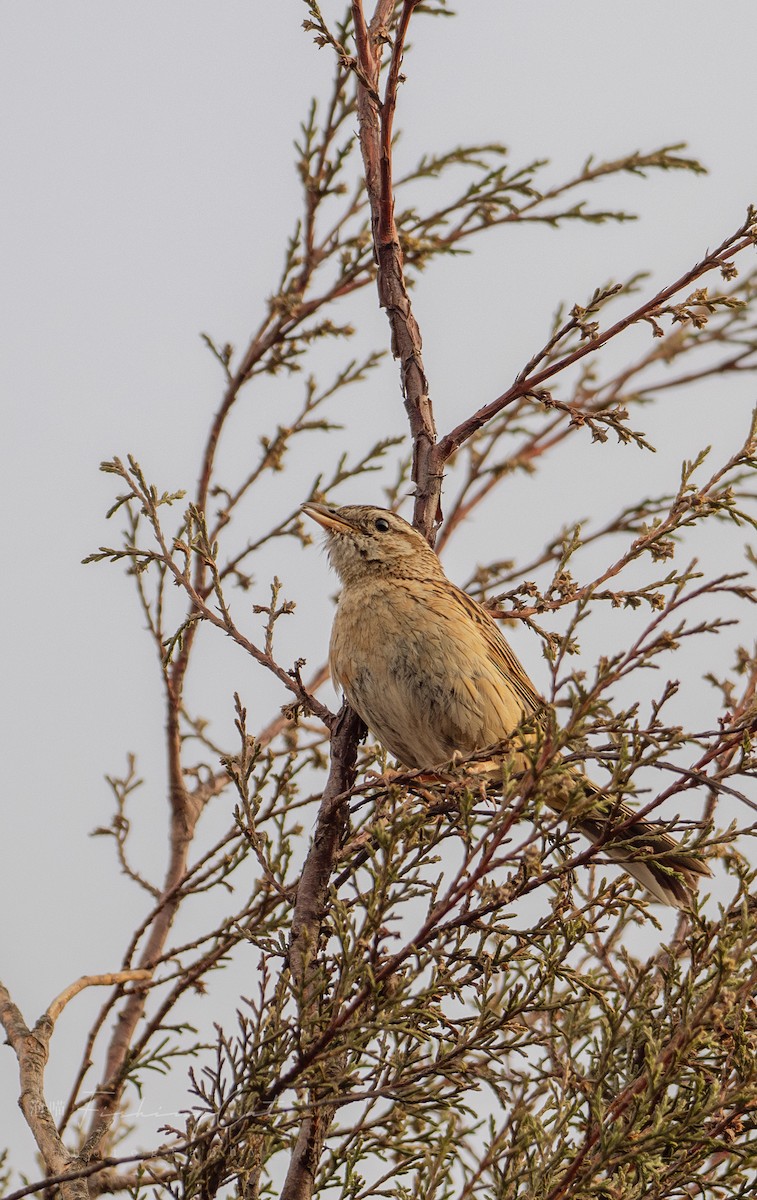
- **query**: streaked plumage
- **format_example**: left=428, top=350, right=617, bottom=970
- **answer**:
left=302, top=501, right=711, bottom=907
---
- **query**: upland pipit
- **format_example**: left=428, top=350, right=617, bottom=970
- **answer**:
left=302, top=501, right=711, bottom=906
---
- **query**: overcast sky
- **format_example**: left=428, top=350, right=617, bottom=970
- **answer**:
left=2, top=1, right=757, bottom=1174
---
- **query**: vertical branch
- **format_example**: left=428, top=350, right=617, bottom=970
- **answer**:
left=352, top=0, right=441, bottom=543
left=280, top=705, right=364, bottom=1200
left=279, top=8, right=444, bottom=1188
left=278, top=15, right=432, bottom=1192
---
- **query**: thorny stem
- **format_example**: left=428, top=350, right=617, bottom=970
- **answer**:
left=353, top=0, right=440, bottom=542
left=274, top=5, right=442, bottom=1192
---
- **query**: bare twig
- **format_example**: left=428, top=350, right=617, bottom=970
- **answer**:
left=433, top=214, right=757, bottom=463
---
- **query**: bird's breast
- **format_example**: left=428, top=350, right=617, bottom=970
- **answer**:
left=329, top=578, right=526, bottom=768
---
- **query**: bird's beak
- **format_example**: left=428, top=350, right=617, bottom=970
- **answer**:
left=300, top=502, right=353, bottom=534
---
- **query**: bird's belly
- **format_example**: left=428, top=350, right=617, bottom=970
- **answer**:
left=330, top=589, right=523, bottom=768
left=345, top=650, right=461, bottom=768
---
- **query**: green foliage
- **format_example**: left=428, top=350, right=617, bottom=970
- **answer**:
left=69, top=30, right=757, bottom=1200
left=3, top=5, right=757, bottom=1200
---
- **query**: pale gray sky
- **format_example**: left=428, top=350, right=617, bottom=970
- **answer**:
left=2, top=1, right=756, bottom=1174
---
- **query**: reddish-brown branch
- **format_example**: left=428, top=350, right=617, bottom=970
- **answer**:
left=432, top=219, right=757, bottom=466
left=353, top=0, right=440, bottom=542
left=278, top=704, right=364, bottom=1200
left=379, top=0, right=416, bottom=244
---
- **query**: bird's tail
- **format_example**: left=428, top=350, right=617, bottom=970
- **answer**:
left=560, top=780, right=712, bottom=908
left=468, top=758, right=712, bottom=907
left=439, top=756, right=712, bottom=907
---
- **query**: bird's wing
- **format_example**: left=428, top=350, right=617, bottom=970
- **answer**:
left=398, top=577, right=546, bottom=759
left=446, top=583, right=545, bottom=716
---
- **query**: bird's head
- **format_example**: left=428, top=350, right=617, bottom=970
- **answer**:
left=301, top=502, right=443, bottom=585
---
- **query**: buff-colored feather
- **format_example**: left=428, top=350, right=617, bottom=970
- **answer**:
left=303, top=501, right=711, bottom=907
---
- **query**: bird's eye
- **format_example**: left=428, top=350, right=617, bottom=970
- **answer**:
left=375, top=517, right=390, bottom=532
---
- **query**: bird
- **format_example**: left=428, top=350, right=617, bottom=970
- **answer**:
left=301, top=500, right=711, bottom=907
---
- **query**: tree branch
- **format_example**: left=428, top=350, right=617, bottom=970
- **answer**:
left=352, top=0, right=440, bottom=541
left=433, top=213, right=757, bottom=463
left=279, top=704, right=364, bottom=1200
left=0, top=974, right=147, bottom=1200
